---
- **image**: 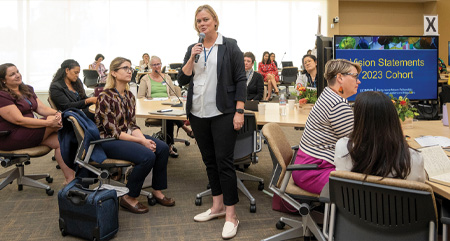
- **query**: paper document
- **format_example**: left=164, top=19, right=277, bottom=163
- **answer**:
left=415, top=136, right=450, bottom=148
left=144, top=97, right=169, bottom=101
left=420, top=145, right=450, bottom=186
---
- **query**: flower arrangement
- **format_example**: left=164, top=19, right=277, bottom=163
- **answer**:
left=389, top=93, right=419, bottom=121
left=291, top=84, right=318, bottom=104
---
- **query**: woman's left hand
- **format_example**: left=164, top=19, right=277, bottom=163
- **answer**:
left=233, top=113, right=244, bottom=130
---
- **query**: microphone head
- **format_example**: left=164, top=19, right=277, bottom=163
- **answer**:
left=155, top=70, right=158, bottom=73
left=199, top=33, right=206, bottom=38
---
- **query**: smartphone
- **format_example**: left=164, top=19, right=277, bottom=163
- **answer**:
left=157, top=109, right=173, bottom=113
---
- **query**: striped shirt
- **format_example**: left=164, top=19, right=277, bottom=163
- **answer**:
left=299, top=87, right=354, bottom=164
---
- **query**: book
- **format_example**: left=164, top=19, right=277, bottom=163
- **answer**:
left=421, top=145, right=450, bottom=186
left=415, top=136, right=450, bottom=148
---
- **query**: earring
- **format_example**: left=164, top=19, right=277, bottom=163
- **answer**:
left=338, top=86, right=343, bottom=94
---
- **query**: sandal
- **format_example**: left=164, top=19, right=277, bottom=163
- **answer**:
left=169, top=145, right=179, bottom=158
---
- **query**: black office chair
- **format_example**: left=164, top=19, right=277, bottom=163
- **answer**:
left=328, top=171, right=437, bottom=241
left=66, top=115, right=156, bottom=205
left=261, top=123, right=327, bottom=241
left=195, top=112, right=263, bottom=213
left=83, top=69, right=100, bottom=88
left=280, top=67, right=298, bottom=97
left=0, top=131, right=54, bottom=196
left=169, top=63, right=182, bottom=70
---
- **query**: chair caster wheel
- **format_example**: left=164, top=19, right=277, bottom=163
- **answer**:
left=276, top=221, right=285, bottom=229
left=148, top=197, right=157, bottom=206
left=46, top=176, right=53, bottom=183
left=52, top=155, right=56, bottom=161
left=185, top=141, right=190, bottom=146
left=250, top=204, right=256, bottom=213
left=258, top=183, right=264, bottom=191
left=60, top=228, right=67, bottom=236
left=195, top=198, right=202, bottom=206
left=18, top=184, right=23, bottom=191
left=46, top=189, right=54, bottom=196
left=56, top=165, right=61, bottom=169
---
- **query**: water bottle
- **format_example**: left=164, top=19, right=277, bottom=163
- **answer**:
left=279, top=94, right=287, bottom=116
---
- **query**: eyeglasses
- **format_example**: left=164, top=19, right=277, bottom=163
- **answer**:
left=116, top=66, right=135, bottom=73
left=151, top=63, right=162, bottom=67
left=343, top=72, right=359, bottom=80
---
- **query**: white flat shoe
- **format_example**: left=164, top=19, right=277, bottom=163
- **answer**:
left=222, top=220, right=239, bottom=239
left=194, top=209, right=226, bottom=222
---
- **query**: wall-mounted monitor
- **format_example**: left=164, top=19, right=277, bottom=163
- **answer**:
left=334, top=35, right=438, bottom=101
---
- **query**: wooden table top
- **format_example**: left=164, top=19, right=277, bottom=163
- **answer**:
left=403, top=120, right=450, bottom=199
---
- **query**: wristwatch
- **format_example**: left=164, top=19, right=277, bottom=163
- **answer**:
left=236, top=108, right=244, bottom=114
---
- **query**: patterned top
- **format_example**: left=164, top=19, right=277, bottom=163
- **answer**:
left=258, top=62, right=279, bottom=82
left=91, top=62, right=107, bottom=83
left=299, top=87, right=354, bottom=164
left=95, top=88, right=140, bottom=139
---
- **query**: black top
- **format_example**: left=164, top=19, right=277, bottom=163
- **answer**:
left=49, top=79, right=94, bottom=120
left=247, top=72, right=264, bottom=101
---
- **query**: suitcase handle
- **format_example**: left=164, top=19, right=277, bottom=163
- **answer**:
left=67, top=190, right=88, bottom=205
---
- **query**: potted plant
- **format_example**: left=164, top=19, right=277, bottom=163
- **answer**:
left=291, top=84, right=317, bottom=114
left=389, top=93, right=419, bottom=128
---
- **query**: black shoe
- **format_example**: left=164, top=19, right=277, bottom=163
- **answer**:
left=169, top=145, right=179, bottom=158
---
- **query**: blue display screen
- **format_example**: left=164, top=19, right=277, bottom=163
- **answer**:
left=335, top=36, right=438, bottom=101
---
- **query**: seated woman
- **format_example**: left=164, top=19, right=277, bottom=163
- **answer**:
left=296, top=55, right=318, bottom=88
left=137, top=55, right=194, bottom=158
left=0, top=63, right=75, bottom=184
left=270, top=52, right=278, bottom=68
left=89, top=54, right=107, bottom=84
left=292, top=59, right=361, bottom=194
left=49, top=59, right=97, bottom=120
left=258, top=51, right=279, bottom=101
left=139, top=53, right=151, bottom=72
left=335, top=91, right=425, bottom=182
left=96, top=57, right=175, bottom=214
left=244, top=52, right=264, bottom=101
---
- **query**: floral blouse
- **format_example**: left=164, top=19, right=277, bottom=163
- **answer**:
left=258, top=62, right=279, bottom=82
left=95, top=88, right=140, bottom=139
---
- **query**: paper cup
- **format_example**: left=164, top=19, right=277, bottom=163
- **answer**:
left=288, top=99, right=295, bottom=110
left=258, top=103, right=265, bottom=115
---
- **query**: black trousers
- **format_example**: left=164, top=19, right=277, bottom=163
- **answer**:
left=165, top=120, right=184, bottom=145
left=189, top=113, right=239, bottom=206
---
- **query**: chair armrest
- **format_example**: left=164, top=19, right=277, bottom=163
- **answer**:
left=286, top=164, right=318, bottom=171
left=0, top=130, right=11, bottom=136
left=291, top=145, right=299, bottom=150
left=90, top=138, right=116, bottom=145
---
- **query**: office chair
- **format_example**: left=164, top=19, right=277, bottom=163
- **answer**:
left=66, top=115, right=156, bottom=205
left=0, top=131, right=54, bottom=196
left=280, top=67, right=298, bottom=97
left=169, top=63, right=183, bottom=70
left=83, top=69, right=100, bottom=88
left=328, top=171, right=437, bottom=241
left=442, top=199, right=450, bottom=241
left=144, top=85, right=190, bottom=146
left=261, top=123, right=327, bottom=241
left=195, top=112, right=263, bottom=213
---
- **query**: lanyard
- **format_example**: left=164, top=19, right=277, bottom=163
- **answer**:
left=203, top=46, right=214, bottom=68
left=247, top=70, right=253, bottom=80
left=114, top=88, right=125, bottom=105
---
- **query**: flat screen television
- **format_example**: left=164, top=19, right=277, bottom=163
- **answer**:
left=334, top=35, right=438, bottom=101
left=317, top=36, right=333, bottom=97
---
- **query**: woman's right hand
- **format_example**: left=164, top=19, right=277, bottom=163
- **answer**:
left=86, top=97, right=97, bottom=104
left=140, top=139, right=156, bottom=152
left=47, top=115, right=63, bottom=128
left=190, top=43, right=203, bottom=61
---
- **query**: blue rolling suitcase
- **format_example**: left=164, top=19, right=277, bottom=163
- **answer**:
left=58, top=178, right=119, bottom=241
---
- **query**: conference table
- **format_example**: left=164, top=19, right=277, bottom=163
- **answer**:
left=403, top=120, right=450, bottom=200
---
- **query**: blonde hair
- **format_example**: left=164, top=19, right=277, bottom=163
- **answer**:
left=150, top=56, right=161, bottom=64
left=194, top=5, right=219, bottom=34
left=324, top=59, right=362, bottom=86
left=105, top=57, right=131, bottom=91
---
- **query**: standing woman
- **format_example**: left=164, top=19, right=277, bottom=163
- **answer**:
left=49, top=59, right=97, bottom=120
left=89, top=54, right=107, bottom=84
left=96, top=57, right=174, bottom=214
left=296, top=54, right=318, bottom=88
left=292, top=59, right=361, bottom=194
left=244, top=52, right=264, bottom=101
left=178, top=5, right=246, bottom=239
left=0, top=63, right=74, bottom=184
left=258, top=51, right=279, bottom=100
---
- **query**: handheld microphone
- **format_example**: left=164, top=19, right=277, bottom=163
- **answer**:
left=155, top=70, right=183, bottom=107
left=194, top=33, right=206, bottom=63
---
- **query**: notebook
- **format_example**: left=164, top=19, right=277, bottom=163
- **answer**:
left=245, top=100, right=259, bottom=111
left=420, top=145, right=450, bottom=186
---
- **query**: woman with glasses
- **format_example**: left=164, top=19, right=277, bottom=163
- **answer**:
left=269, top=52, right=278, bottom=68
left=292, top=59, right=361, bottom=195
left=96, top=57, right=175, bottom=214
left=258, top=51, right=279, bottom=101
left=296, top=54, right=318, bottom=88
left=137, top=56, right=194, bottom=158
left=334, top=91, right=425, bottom=182
left=178, top=4, right=246, bottom=239
left=49, top=59, right=97, bottom=121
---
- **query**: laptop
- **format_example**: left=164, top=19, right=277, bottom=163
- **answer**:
left=281, top=61, right=293, bottom=68
left=245, top=100, right=259, bottom=111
